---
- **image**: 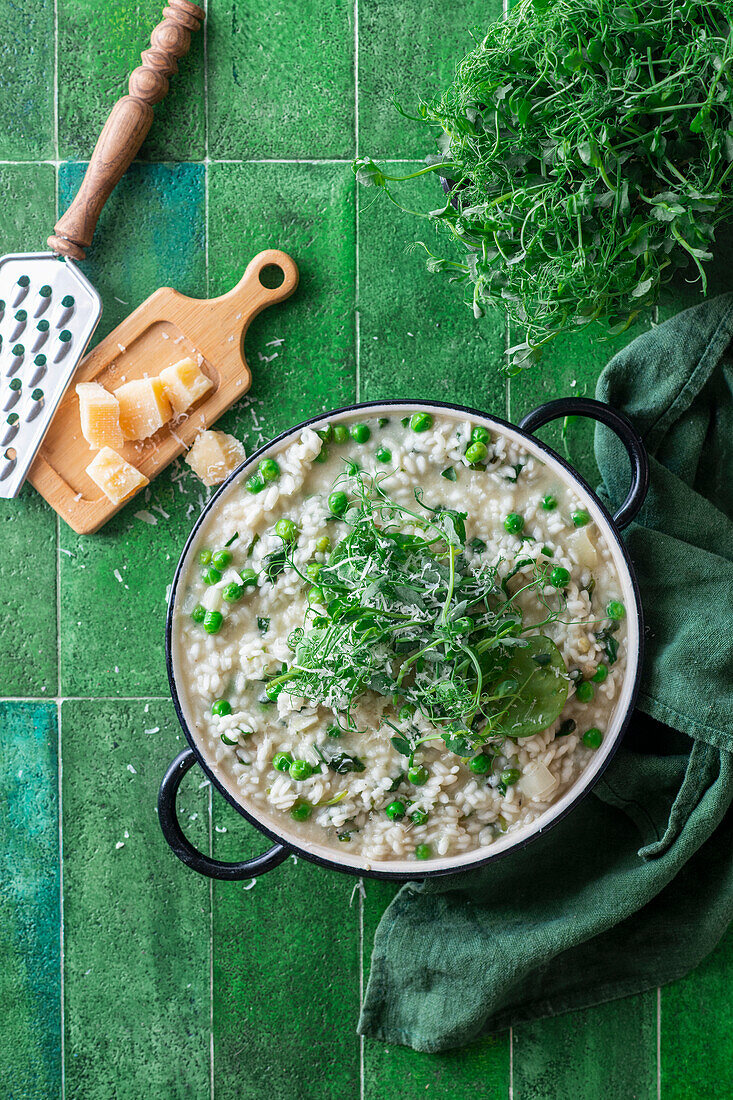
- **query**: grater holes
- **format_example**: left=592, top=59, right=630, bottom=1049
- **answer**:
left=12, top=277, right=29, bottom=307
left=57, top=298, right=75, bottom=326
left=35, top=286, right=52, bottom=317
left=1, top=421, right=18, bottom=446
left=29, top=363, right=47, bottom=386
left=26, top=392, right=44, bottom=421
left=54, top=332, right=72, bottom=362
left=0, top=447, right=17, bottom=480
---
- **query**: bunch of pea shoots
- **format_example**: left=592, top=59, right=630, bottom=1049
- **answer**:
left=265, top=469, right=576, bottom=770
left=354, top=0, right=733, bottom=369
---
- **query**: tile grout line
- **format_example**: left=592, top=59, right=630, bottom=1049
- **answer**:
left=52, top=0, right=65, bottom=1090
left=503, top=1, right=514, bottom=1093
left=354, top=7, right=365, bottom=1098
left=0, top=696, right=172, bottom=703
left=202, top=2, right=214, bottom=1095
left=0, top=157, right=420, bottom=168
left=354, top=0, right=360, bottom=406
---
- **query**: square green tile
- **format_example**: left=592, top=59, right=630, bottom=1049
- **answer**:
left=208, top=161, right=356, bottom=447
left=361, top=879, right=510, bottom=1098
left=58, top=0, right=205, bottom=161
left=57, top=161, right=205, bottom=697
left=357, top=163, right=507, bottom=415
left=0, top=164, right=58, bottom=696
left=208, top=0, right=355, bottom=159
left=0, top=701, right=60, bottom=1099
left=512, top=995, right=658, bottom=1100
left=0, top=0, right=55, bottom=158
left=61, top=698, right=210, bottom=1100
left=358, top=0, right=500, bottom=160
left=212, top=801, right=361, bottom=1099
left=507, top=319, right=654, bottom=492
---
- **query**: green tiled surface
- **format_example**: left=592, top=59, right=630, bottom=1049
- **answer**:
left=0, top=1, right=730, bottom=1097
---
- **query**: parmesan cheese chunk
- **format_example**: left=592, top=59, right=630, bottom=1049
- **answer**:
left=85, top=447, right=149, bottom=505
left=159, top=356, right=213, bottom=415
left=185, top=430, right=246, bottom=486
left=76, top=382, right=124, bottom=448
left=517, top=761, right=558, bottom=801
left=115, top=377, right=172, bottom=441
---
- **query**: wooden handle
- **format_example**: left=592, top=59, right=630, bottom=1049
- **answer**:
left=206, top=250, right=300, bottom=323
left=48, top=0, right=204, bottom=260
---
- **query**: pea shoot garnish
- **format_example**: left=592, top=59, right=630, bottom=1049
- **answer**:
left=265, top=471, right=573, bottom=761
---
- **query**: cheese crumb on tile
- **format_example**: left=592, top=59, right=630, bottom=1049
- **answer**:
left=185, top=430, right=246, bottom=486
left=86, top=447, right=149, bottom=505
left=114, top=377, right=172, bottom=440
left=159, top=356, right=213, bottom=415
left=76, top=382, right=124, bottom=448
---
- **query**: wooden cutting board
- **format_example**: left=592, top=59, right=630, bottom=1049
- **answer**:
left=28, top=248, right=298, bottom=534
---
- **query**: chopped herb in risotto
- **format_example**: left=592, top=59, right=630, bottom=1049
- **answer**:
left=173, top=411, right=628, bottom=863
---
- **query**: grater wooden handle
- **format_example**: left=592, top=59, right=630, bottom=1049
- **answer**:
left=48, top=0, right=204, bottom=261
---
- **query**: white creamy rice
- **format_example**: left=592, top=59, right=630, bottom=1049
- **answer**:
left=172, top=410, right=629, bottom=866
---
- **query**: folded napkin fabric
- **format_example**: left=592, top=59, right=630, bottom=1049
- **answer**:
left=358, top=295, right=733, bottom=1052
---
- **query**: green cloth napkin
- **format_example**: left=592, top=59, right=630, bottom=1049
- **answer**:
left=358, top=295, right=733, bottom=1053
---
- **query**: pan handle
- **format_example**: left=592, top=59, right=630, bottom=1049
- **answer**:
left=158, top=748, right=290, bottom=880
left=518, top=397, right=649, bottom=530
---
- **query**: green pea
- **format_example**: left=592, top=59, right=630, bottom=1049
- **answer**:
left=376, top=446, right=392, bottom=463
left=199, top=548, right=212, bottom=565
left=469, top=754, right=492, bottom=775
left=333, top=424, right=350, bottom=444
left=542, top=545, right=554, bottom=556
left=202, top=566, right=222, bottom=586
left=211, top=699, right=232, bottom=717
left=191, top=604, right=206, bottom=624
left=575, top=681, right=595, bottom=704
left=308, top=586, right=324, bottom=604
left=345, top=460, right=360, bottom=476
left=290, top=801, right=313, bottom=821
left=385, top=800, right=406, bottom=821
left=410, top=809, right=429, bottom=826
left=582, top=728, right=604, bottom=749
left=273, top=752, right=293, bottom=772
left=289, top=759, right=313, bottom=782
left=315, top=535, right=331, bottom=553
left=211, top=549, right=232, bottom=570
left=572, top=509, right=591, bottom=527
left=414, top=843, right=432, bottom=860
left=306, top=562, right=322, bottom=581
left=275, top=518, right=298, bottom=543
left=398, top=704, right=415, bottom=722
left=314, top=445, right=329, bottom=463
left=550, top=566, right=571, bottom=588
left=501, top=767, right=521, bottom=786
left=350, top=423, right=371, bottom=443
left=203, top=610, right=223, bottom=634
left=258, top=458, right=280, bottom=481
left=504, top=512, right=525, bottom=535
left=607, top=600, right=626, bottom=620
left=592, top=663, right=608, bottom=683
left=408, top=764, right=429, bottom=786
left=557, top=718, right=577, bottom=736
left=223, top=582, right=244, bottom=603
left=239, top=567, right=258, bottom=587
left=465, top=441, right=488, bottom=464
left=471, top=425, right=491, bottom=445
left=328, top=490, right=349, bottom=516
left=541, top=495, right=558, bottom=510
left=246, top=472, right=266, bottom=494
left=317, top=424, right=333, bottom=442
left=410, top=411, right=433, bottom=433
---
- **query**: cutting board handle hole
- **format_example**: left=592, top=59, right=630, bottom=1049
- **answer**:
left=258, top=264, right=286, bottom=290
